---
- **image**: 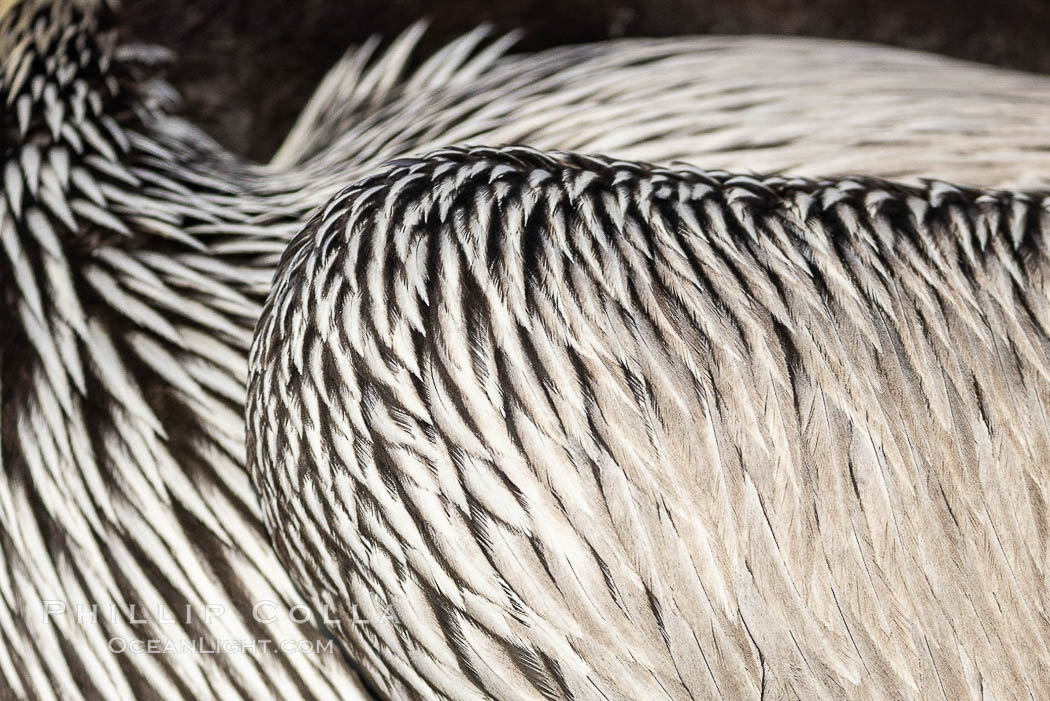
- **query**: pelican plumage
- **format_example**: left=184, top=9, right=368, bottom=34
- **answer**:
left=249, top=145, right=1050, bottom=699
left=7, top=0, right=1050, bottom=698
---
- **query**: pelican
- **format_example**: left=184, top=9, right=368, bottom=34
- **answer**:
left=249, top=144, right=1050, bottom=699
left=7, top=0, right=1050, bottom=698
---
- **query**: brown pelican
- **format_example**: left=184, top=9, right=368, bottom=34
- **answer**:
left=249, top=145, right=1050, bottom=699
left=7, top=0, right=1050, bottom=698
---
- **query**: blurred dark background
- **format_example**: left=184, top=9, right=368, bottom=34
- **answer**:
left=119, top=0, right=1050, bottom=162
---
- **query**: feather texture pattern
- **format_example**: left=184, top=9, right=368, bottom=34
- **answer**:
left=10, top=0, right=1050, bottom=698
left=280, top=33, right=1050, bottom=191
left=250, top=146, right=1050, bottom=699
left=0, top=2, right=372, bottom=698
